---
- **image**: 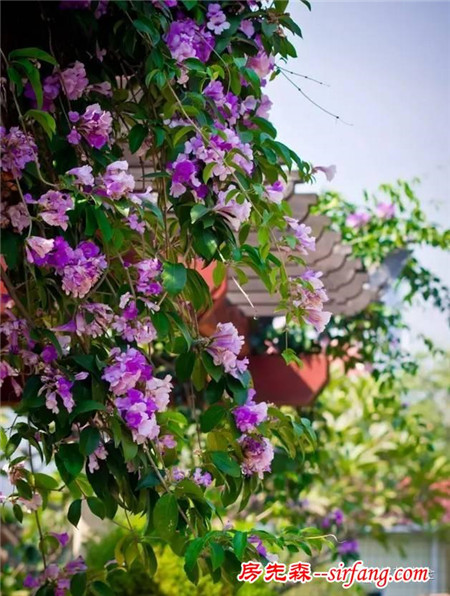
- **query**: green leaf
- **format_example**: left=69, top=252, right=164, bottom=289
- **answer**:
left=210, top=542, right=225, bottom=571
left=25, top=109, right=56, bottom=138
left=79, top=427, right=101, bottom=456
left=162, top=262, right=187, bottom=295
left=68, top=499, right=82, bottom=527
left=129, top=124, right=148, bottom=153
left=252, top=116, right=277, bottom=138
left=281, top=348, right=303, bottom=367
left=87, top=496, right=106, bottom=519
left=136, top=471, right=161, bottom=490
left=200, top=405, right=226, bottom=432
left=70, top=573, right=87, bottom=596
left=90, top=581, right=114, bottom=596
left=14, top=59, right=43, bottom=109
left=174, top=479, right=205, bottom=501
left=233, top=531, right=247, bottom=561
left=9, top=47, right=57, bottom=65
left=13, top=503, right=23, bottom=523
left=70, top=401, right=106, bottom=421
left=202, top=162, right=216, bottom=183
left=184, top=537, right=206, bottom=575
left=33, top=473, right=59, bottom=490
left=122, top=432, right=138, bottom=462
left=212, top=261, right=227, bottom=287
left=211, top=451, right=241, bottom=478
left=58, top=444, right=84, bottom=477
left=95, top=209, right=113, bottom=242
left=153, top=493, right=178, bottom=538
left=192, top=229, right=218, bottom=261
left=175, top=351, right=196, bottom=382
left=173, top=125, right=195, bottom=147
left=190, top=204, right=210, bottom=224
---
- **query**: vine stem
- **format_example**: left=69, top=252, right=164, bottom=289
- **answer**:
left=0, top=269, right=33, bottom=324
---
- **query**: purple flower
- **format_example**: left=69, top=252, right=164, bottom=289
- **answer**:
left=376, top=201, right=395, bottom=219
left=192, top=468, right=213, bottom=487
left=41, top=344, right=58, bottom=363
left=88, top=443, right=108, bottom=473
left=312, top=164, right=336, bottom=182
left=204, top=80, right=225, bottom=103
left=291, top=270, right=332, bottom=333
left=239, top=19, right=255, bottom=38
left=346, top=211, right=371, bottom=229
left=24, top=73, right=60, bottom=111
left=171, top=466, right=185, bottom=482
left=7, top=202, right=31, bottom=233
left=169, top=155, right=200, bottom=198
left=98, top=160, right=135, bottom=199
left=67, top=128, right=82, bottom=145
left=38, top=190, right=74, bottom=230
left=1, top=126, right=38, bottom=178
left=67, top=164, right=94, bottom=187
left=60, top=61, right=88, bottom=100
left=265, top=180, right=285, bottom=204
left=39, top=368, right=76, bottom=413
left=247, top=39, right=275, bottom=79
left=233, top=389, right=268, bottom=432
left=214, top=186, right=251, bottom=231
left=206, top=322, right=247, bottom=377
left=23, top=575, right=40, bottom=588
left=206, top=3, right=230, bottom=35
left=136, top=259, right=163, bottom=295
left=338, top=539, right=359, bottom=556
left=239, top=434, right=274, bottom=479
left=284, top=217, right=316, bottom=254
left=64, top=556, right=87, bottom=575
left=74, top=103, right=113, bottom=149
left=51, top=532, right=70, bottom=547
left=334, top=508, right=344, bottom=526
left=102, top=347, right=152, bottom=396
left=68, top=111, right=80, bottom=123
left=164, top=18, right=215, bottom=64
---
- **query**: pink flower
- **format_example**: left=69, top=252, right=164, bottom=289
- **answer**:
left=67, top=164, right=94, bottom=186
left=312, top=164, right=336, bottom=181
left=233, top=389, right=268, bottom=432
left=239, top=19, right=255, bottom=38
left=38, top=190, right=74, bottom=230
left=214, top=187, right=251, bottom=231
left=247, top=43, right=275, bottom=79
left=98, top=160, right=135, bottom=199
left=239, top=435, right=274, bottom=479
left=88, top=444, right=108, bottom=473
left=192, top=468, right=213, bottom=487
left=206, top=3, right=230, bottom=35
left=60, top=61, right=88, bottom=100
left=346, top=211, right=371, bottom=229
left=102, top=347, right=152, bottom=396
left=206, top=322, right=247, bottom=376
left=76, top=103, right=113, bottom=149
left=26, top=236, right=55, bottom=264
left=284, top=217, right=316, bottom=254
left=7, top=203, right=30, bottom=233
left=376, top=202, right=395, bottom=219
left=1, top=126, right=38, bottom=178
left=265, top=180, right=285, bottom=204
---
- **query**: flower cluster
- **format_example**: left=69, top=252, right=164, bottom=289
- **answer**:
left=102, top=347, right=173, bottom=444
left=290, top=269, right=332, bottom=333
left=26, top=237, right=107, bottom=298
left=213, top=186, right=252, bottom=231
left=164, top=18, right=215, bottom=64
left=233, top=389, right=268, bottom=433
left=239, top=434, right=274, bottom=479
left=284, top=217, right=316, bottom=254
left=206, top=322, right=248, bottom=377
left=34, top=190, right=74, bottom=230
left=0, top=126, right=38, bottom=178
left=67, top=103, right=113, bottom=149
left=169, top=127, right=253, bottom=200
left=24, top=556, right=87, bottom=596
left=0, top=201, right=30, bottom=233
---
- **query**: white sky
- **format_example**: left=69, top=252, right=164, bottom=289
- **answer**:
left=269, top=0, right=450, bottom=349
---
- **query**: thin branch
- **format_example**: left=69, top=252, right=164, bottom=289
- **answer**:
left=279, top=69, right=353, bottom=126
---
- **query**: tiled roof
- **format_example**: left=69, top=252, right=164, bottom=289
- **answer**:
left=226, top=181, right=379, bottom=318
